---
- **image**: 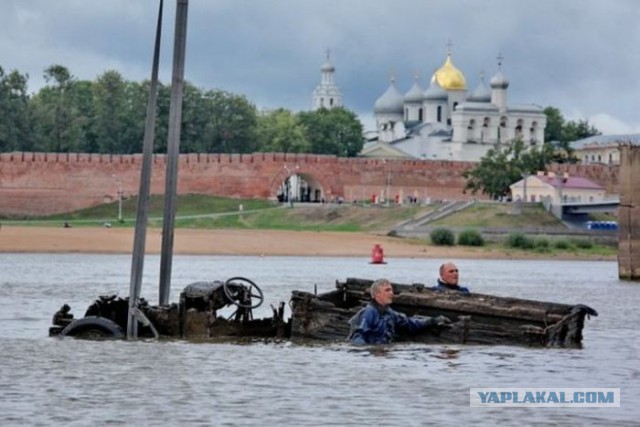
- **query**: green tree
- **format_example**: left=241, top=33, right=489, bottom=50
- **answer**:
left=255, top=108, right=310, bottom=153
left=463, top=138, right=552, bottom=199
left=543, top=106, right=600, bottom=163
left=31, top=65, right=86, bottom=152
left=153, top=83, right=171, bottom=153
left=463, top=144, right=517, bottom=200
left=69, top=80, right=97, bottom=152
left=562, top=119, right=600, bottom=142
left=0, top=67, right=33, bottom=151
left=93, top=70, right=128, bottom=153
left=198, top=89, right=258, bottom=153
left=120, top=80, right=149, bottom=153
left=520, top=139, right=555, bottom=173
left=180, top=82, right=213, bottom=153
left=543, top=106, right=565, bottom=143
left=297, top=107, right=364, bottom=156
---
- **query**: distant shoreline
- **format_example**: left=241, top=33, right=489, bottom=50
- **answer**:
left=0, top=225, right=616, bottom=261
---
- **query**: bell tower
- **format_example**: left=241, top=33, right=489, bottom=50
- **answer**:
left=312, top=50, right=343, bottom=110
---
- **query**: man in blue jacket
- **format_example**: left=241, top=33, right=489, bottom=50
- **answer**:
left=433, top=262, right=470, bottom=293
left=348, top=278, right=450, bottom=345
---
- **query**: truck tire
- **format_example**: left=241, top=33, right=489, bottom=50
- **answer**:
left=60, top=316, right=124, bottom=339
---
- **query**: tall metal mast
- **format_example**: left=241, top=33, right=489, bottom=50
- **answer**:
left=159, top=0, right=189, bottom=305
left=126, top=0, right=164, bottom=339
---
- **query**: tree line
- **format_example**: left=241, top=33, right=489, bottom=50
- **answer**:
left=0, top=64, right=364, bottom=156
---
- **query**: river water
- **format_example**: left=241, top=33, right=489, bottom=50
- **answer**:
left=0, top=254, right=637, bottom=426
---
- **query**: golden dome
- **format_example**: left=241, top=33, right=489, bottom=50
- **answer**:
left=431, top=54, right=467, bottom=90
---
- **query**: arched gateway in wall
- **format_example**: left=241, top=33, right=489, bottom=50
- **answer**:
left=274, top=171, right=327, bottom=204
left=0, top=151, right=619, bottom=216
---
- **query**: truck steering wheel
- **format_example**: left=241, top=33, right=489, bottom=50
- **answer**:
left=223, top=277, right=264, bottom=309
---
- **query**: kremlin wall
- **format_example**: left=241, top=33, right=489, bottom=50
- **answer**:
left=0, top=151, right=620, bottom=217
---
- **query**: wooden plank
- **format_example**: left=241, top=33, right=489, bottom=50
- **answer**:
left=393, top=293, right=562, bottom=323
left=340, top=278, right=579, bottom=316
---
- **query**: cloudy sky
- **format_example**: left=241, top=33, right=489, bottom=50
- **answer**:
left=1, top=0, right=639, bottom=134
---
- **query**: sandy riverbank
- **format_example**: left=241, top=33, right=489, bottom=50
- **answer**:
left=0, top=225, right=616, bottom=261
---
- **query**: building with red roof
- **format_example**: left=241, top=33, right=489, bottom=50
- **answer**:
left=510, top=171, right=606, bottom=205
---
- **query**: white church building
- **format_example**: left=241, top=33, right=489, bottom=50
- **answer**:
left=312, top=51, right=343, bottom=111
left=360, top=51, right=547, bottom=162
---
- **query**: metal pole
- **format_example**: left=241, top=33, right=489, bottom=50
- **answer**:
left=159, top=0, right=189, bottom=306
left=127, top=0, right=164, bottom=339
left=118, top=185, right=123, bottom=222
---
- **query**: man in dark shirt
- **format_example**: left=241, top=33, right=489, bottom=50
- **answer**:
left=433, top=262, right=470, bottom=293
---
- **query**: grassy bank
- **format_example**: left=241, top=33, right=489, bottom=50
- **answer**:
left=1, top=195, right=616, bottom=258
left=4, top=195, right=433, bottom=232
left=428, top=202, right=564, bottom=228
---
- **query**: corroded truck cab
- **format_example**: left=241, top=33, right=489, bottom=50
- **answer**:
left=50, top=277, right=289, bottom=340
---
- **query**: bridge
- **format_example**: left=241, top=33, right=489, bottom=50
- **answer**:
left=561, top=198, right=620, bottom=215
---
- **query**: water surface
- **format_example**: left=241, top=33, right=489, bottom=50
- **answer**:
left=0, top=254, right=637, bottom=426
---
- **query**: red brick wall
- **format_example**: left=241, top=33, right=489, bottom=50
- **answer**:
left=0, top=151, right=620, bottom=216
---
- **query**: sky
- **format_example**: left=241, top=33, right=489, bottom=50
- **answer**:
left=1, top=0, right=639, bottom=134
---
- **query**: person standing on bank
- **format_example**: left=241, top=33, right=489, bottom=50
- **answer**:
left=434, top=262, right=470, bottom=293
left=348, top=278, right=450, bottom=345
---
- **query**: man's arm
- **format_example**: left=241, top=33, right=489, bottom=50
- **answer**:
left=348, top=306, right=376, bottom=344
left=394, top=310, right=451, bottom=332
left=392, top=310, right=428, bottom=333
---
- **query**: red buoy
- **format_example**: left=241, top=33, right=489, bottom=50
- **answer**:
left=370, top=244, right=385, bottom=264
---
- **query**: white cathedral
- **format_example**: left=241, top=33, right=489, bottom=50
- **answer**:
left=312, top=49, right=547, bottom=162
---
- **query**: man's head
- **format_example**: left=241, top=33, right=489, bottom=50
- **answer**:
left=370, top=278, right=394, bottom=306
left=439, top=262, right=459, bottom=286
